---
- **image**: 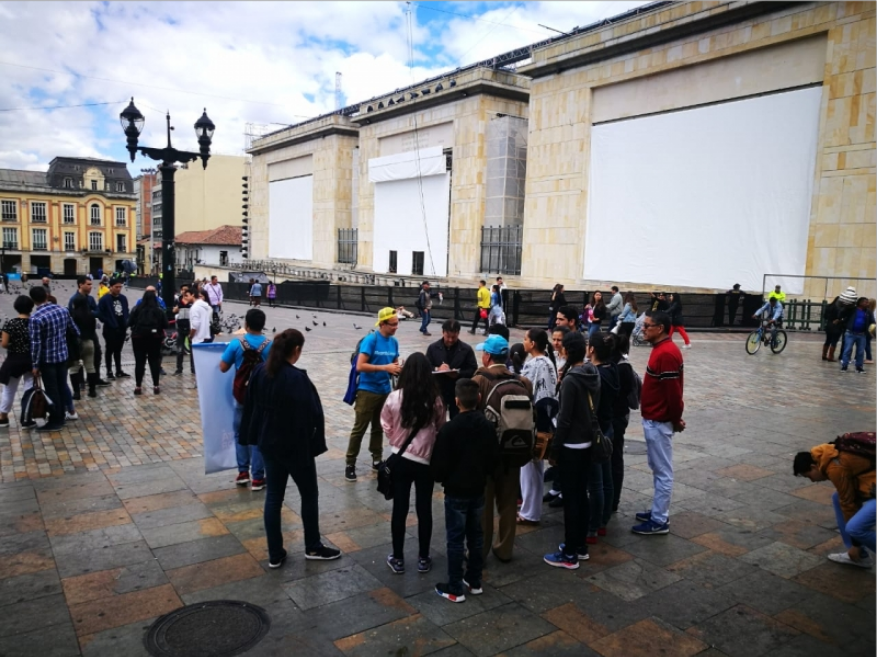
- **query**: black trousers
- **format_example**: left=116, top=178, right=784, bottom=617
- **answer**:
left=391, top=457, right=433, bottom=560
left=470, top=309, right=488, bottom=333
left=93, top=337, right=103, bottom=377
left=132, top=335, right=162, bottom=387
left=39, top=362, right=68, bottom=426
left=103, top=328, right=126, bottom=375
left=611, top=415, right=629, bottom=512
left=559, top=447, right=591, bottom=554
left=176, top=327, right=193, bottom=373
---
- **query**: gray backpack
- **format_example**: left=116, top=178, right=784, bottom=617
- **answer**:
left=482, top=372, right=535, bottom=468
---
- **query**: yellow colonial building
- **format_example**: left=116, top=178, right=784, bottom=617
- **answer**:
left=0, top=157, right=137, bottom=277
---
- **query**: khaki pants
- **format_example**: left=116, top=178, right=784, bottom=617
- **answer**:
left=346, top=390, right=388, bottom=466
left=482, top=463, right=520, bottom=562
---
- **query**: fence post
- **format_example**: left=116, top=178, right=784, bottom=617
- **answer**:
left=337, top=285, right=342, bottom=310
left=512, top=290, right=520, bottom=327
left=388, top=287, right=394, bottom=308
left=361, top=286, right=366, bottom=313
left=454, top=287, right=460, bottom=321
left=818, top=299, right=827, bottom=331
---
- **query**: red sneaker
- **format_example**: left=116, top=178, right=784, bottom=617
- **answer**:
left=235, top=472, right=250, bottom=486
left=250, top=479, right=265, bottom=491
left=585, top=535, right=598, bottom=545
left=597, top=527, right=607, bottom=537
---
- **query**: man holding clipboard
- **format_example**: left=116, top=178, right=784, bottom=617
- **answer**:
left=426, top=319, right=478, bottom=418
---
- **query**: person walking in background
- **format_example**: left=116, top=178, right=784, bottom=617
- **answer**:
left=822, top=296, right=845, bottom=362
left=488, top=284, right=505, bottom=328
left=517, top=329, right=557, bottom=527
left=864, top=299, right=875, bottom=365
left=587, top=291, right=606, bottom=342
left=267, top=281, right=277, bottom=308
left=189, top=288, right=214, bottom=388
left=667, top=293, right=692, bottom=349
left=840, top=297, right=870, bottom=374
left=606, top=286, right=623, bottom=331
left=173, top=288, right=194, bottom=375
left=239, top=329, right=342, bottom=568
left=617, top=292, right=638, bottom=338
left=127, top=290, right=168, bottom=396
left=98, top=275, right=109, bottom=300
left=69, top=293, right=99, bottom=399
left=586, top=332, right=619, bottom=544
left=469, top=280, right=491, bottom=335
left=250, top=279, right=263, bottom=307
left=649, top=292, right=669, bottom=313
left=29, top=286, right=78, bottom=432
left=345, top=308, right=401, bottom=481
left=0, top=295, right=35, bottom=427
left=381, top=353, right=445, bottom=575
left=726, top=284, right=745, bottom=326
left=425, top=319, right=478, bottom=419
left=543, top=331, right=599, bottom=569
left=97, top=278, right=130, bottom=380
left=205, top=275, right=223, bottom=320
left=769, top=285, right=786, bottom=304
left=220, top=309, right=271, bottom=491
left=431, top=378, right=498, bottom=603
left=633, top=310, right=684, bottom=535
left=417, top=281, right=434, bottom=337
left=549, top=284, right=566, bottom=330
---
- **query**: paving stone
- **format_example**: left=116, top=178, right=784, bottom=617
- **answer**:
left=591, top=617, right=707, bottom=657
left=121, top=489, right=200, bottom=515
left=44, top=508, right=133, bottom=537
left=791, top=561, right=877, bottom=603
left=139, top=516, right=228, bottom=549
left=679, top=494, right=747, bottom=517
left=297, top=587, right=417, bottom=641
left=0, top=593, right=72, bottom=638
left=36, top=480, right=117, bottom=505
left=284, top=562, right=383, bottom=610
left=715, top=464, right=776, bottom=481
left=333, top=613, right=456, bottom=656
left=0, top=528, right=50, bottom=555
left=739, top=541, right=824, bottom=579
left=586, top=558, right=683, bottom=602
left=717, top=571, right=814, bottom=615
left=0, top=621, right=81, bottom=657
left=153, top=533, right=246, bottom=570
left=236, top=599, right=342, bottom=657
left=181, top=573, right=293, bottom=607
left=773, top=499, right=837, bottom=527
left=443, top=602, right=556, bottom=657
left=39, top=494, right=124, bottom=520
left=637, top=578, right=737, bottom=628
left=68, top=583, right=182, bottom=636
left=129, top=501, right=213, bottom=529
left=690, top=527, right=774, bottom=557
left=762, top=634, right=848, bottom=657
left=0, top=497, right=40, bottom=515
left=349, top=542, right=451, bottom=598
left=686, top=604, right=800, bottom=657
left=774, top=590, right=875, bottom=649
left=494, top=629, right=597, bottom=656
left=111, top=475, right=189, bottom=500
left=755, top=519, right=838, bottom=551
left=0, top=509, right=44, bottom=537
left=665, top=550, right=758, bottom=587
left=79, top=616, right=155, bottom=657
left=409, top=581, right=512, bottom=627
left=49, top=523, right=144, bottom=557
left=166, top=553, right=265, bottom=596
left=55, top=540, right=155, bottom=579
left=0, top=568, right=62, bottom=607
left=0, top=547, right=55, bottom=579
left=0, top=485, right=35, bottom=503
left=620, top=533, right=708, bottom=567
left=790, top=483, right=836, bottom=505
left=61, top=560, right=168, bottom=605
left=539, top=601, right=612, bottom=645
left=492, top=570, right=603, bottom=615
left=713, top=505, right=792, bottom=532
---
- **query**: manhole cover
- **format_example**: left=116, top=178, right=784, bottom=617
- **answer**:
left=145, top=601, right=271, bottom=657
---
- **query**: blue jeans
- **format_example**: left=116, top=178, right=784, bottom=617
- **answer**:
left=841, top=330, right=866, bottom=370
left=445, top=495, right=485, bottom=594
left=233, top=403, right=264, bottom=479
left=263, top=452, right=321, bottom=561
left=642, top=419, right=674, bottom=525
left=39, top=362, right=67, bottom=426
left=588, top=323, right=602, bottom=341
left=832, top=492, right=876, bottom=553
left=588, top=425, right=614, bottom=532
left=420, top=310, right=431, bottom=334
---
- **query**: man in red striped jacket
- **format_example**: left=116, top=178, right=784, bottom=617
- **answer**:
left=632, top=310, right=685, bottom=535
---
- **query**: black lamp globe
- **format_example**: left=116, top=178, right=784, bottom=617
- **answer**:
left=119, top=98, right=145, bottom=162
left=194, top=109, right=215, bottom=168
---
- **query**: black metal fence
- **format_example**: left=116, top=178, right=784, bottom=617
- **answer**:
left=337, top=228, right=358, bottom=265
left=480, top=225, right=522, bottom=276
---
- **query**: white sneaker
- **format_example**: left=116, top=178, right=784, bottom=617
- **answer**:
left=65, top=412, right=79, bottom=421
left=682, top=344, right=692, bottom=349
left=828, top=551, right=873, bottom=568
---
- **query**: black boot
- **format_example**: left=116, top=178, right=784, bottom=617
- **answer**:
left=70, top=372, right=82, bottom=401
left=87, top=373, right=97, bottom=398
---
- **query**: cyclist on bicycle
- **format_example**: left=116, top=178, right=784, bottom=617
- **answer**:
left=753, top=297, right=784, bottom=344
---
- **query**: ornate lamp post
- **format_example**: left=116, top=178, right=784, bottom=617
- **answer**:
left=119, top=98, right=215, bottom=311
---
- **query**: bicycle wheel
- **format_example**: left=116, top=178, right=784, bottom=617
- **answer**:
left=745, top=331, right=761, bottom=355
left=770, top=330, right=788, bottom=354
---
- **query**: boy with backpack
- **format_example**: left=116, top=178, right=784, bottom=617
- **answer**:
left=794, top=433, right=875, bottom=568
left=431, top=378, right=498, bottom=603
left=219, top=309, right=272, bottom=491
left=472, top=334, right=533, bottom=563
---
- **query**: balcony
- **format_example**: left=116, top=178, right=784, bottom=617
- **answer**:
left=2, top=216, right=18, bottom=223
left=32, top=245, right=48, bottom=251
left=82, top=247, right=111, bottom=256
left=2, top=242, right=19, bottom=250
left=116, top=221, right=127, bottom=228
left=30, top=218, right=47, bottom=224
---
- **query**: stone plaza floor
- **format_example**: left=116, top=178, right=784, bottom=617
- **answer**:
left=0, top=280, right=874, bottom=656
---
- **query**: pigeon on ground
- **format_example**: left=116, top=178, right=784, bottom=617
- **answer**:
left=296, top=314, right=300, bottom=319
left=353, top=323, right=362, bottom=330
left=305, top=326, right=311, bottom=332
left=313, top=321, right=318, bottom=326
left=272, top=327, right=276, bottom=333
left=322, top=322, right=326, bottom=327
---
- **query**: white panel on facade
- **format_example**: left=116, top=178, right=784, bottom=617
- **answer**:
left=585, top=86, right=822, bottom=293
left=373, top=174, right=450, bottom=278
left=268, top=176, right=313, bottom=261
left=368, top=147, right=445, bottom=183
left=379, top=123, right=454, bottom=157
left=268, top=155, right=314, bottom=182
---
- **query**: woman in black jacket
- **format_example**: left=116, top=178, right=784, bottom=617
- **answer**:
left=239, top=329, right=341, bottom=568
left=667, top=293, right=691, bottom=349
left=543, top=331, right=600, bottom=570
left=127, top=290, right=168, bottom=395
left=549, top=284, right=567, bottom=330
left=70, top=293, right=99, bottom=398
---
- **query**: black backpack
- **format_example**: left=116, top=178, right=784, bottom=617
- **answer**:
left=132, top=306, right=163, bottom=338
left=233, top=339, right=270, bottom=404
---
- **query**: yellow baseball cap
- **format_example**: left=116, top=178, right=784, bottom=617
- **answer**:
left=375, top=307, right=398, bottom=326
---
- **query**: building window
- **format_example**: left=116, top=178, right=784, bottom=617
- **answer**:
left=32, top=228, right=47, bottom=251
left=64, top=231, right=75, bottom=251
left=63, top=204, right=75, bottom=224
left=30, top=202, right=47, bottom=223
left=116, top=182, right=125, bottom=192
left=219, top=250, right=229, bottom=266
left=115, top=207, right=126, bottom=226
left=411, top=251, right=424, bottom=276
left=64, top=177, right=73, bottom=189
left=1, top=200, right=16, bottom=222
left=2, top=227, right=18, bottom=249
left=388, top=250, right=397, bottom=274
left=90, top=204, right=101, bottom=226
left=89, top=232, right=103, bottom=252
left=116, top=234, right=127, bottom=253
left=90, top=180, right=97, bottom=191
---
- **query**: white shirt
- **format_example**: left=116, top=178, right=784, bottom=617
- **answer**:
left=190, top=299, right=213, bottom=344
left=205, top=282, right=223, bottom=306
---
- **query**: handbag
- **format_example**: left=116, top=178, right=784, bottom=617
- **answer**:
left=587, top=391, right=613, bottom=463
left=376, top=423, right=422, bottom=501
left=533, top=430, right=553, bottom=460
left=479, top=308, right=488, bottom=320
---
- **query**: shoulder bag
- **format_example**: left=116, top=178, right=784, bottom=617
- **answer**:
left=587, top=391, right=613, bottom=463
left=376, top=423, right=422, bottom=501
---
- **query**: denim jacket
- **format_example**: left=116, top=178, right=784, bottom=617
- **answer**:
left=619, top=303, right=637, bottom=324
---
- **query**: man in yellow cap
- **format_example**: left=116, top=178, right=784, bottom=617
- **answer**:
left=345, top=308, right=402, bottom=481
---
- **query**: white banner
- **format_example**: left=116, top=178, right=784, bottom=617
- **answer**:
left=368, top=147, right=446, bottom=183
left=192, top=343, right=237, bottom=474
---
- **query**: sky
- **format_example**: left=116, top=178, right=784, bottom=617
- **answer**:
left=0, top=1, right=648, bottom=172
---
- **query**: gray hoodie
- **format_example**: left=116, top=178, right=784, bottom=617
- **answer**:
left=607, top=292, right=623, bottom=318
left=551, top=363, right=601, bottom=456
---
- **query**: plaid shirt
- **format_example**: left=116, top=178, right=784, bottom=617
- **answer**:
left=30, top=303, right=78, bottom=365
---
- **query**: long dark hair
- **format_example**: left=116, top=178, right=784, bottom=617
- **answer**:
left=70, top=293, right=95, bottom=332
left=510, top=343, right=526, bottom=374
left=670, top=293, right=683, bottom=309
left=624, top=291, right=638, bottom=314
left=591, top=291, right=605, bottom=311
left=397, top=352, right=441, bottom=430
left=266, top=329, right=304, bottom=378
left=527, top=328, right=556, bottom=369
left=140, top=289, right=160, bottom=310
left=589, top=331, right=616, bottom=365
left=560, top=331, right=586, bottom=379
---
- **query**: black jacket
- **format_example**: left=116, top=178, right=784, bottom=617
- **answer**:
left=551, top=363, right=600, bottom=458
left=431, top=410, right=498, bottom=498
left=595, top=362, right=620, bottom=432
left=425, top=339, right=478, bottom=406
left=239, top=362, right=327, bottom=460
left=613, top=360, right=637, bottom=419
left=127, top=304, right=168, bottom=338
left=666, top=302, right=684, bottom=326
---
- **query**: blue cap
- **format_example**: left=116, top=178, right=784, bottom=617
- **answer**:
left=475, top=334, right=509, bottom=356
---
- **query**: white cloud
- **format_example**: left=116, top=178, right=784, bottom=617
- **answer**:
left=0, top=1, right=646, bottom=170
